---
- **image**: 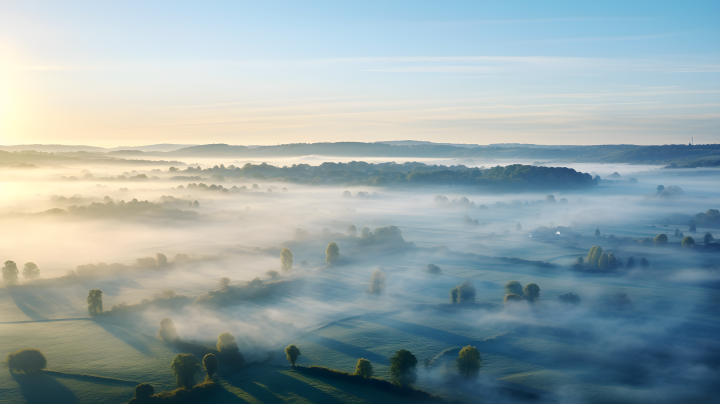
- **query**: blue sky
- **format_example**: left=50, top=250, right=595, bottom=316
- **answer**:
left=1, top=0, right=718, bottom=146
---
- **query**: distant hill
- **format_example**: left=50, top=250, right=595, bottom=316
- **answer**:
left=3, top=141, right=719, bottom=166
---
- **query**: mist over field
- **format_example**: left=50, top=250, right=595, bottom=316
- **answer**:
left=1, top=148, right=718, bottom=404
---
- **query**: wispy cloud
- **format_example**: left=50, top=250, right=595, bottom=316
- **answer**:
left=413, top=17, right=653, bottom=27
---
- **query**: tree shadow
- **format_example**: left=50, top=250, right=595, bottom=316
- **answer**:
left=301, top=334, right=389, bottom=365
left=234, top=370, right=348, bottom=404
left=7, top=289, right=77, bottom=320
left=94, top=321, right=154, bottom=355
left=11, top=371, right=79, bottom=404
left=43, top=370, right=139, bottom=386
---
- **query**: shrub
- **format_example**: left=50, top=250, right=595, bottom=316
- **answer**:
left=7, top=348, right=47, bottom=374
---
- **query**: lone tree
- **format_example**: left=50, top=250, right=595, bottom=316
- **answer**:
left=626, top=256, right=636, bottom=269
left=640, top=257, right=650, bottom=269
left=523, top=283, right=540, bottom=302
left=203, top=353, right=218, bottom=379
left=217, top=332, right=244, bottom=364
left=159, top=317, right=178, bottom=343
left=366, top=269, right=386, bottom=294
left=654, top=234, right=668, bottom=245
left=354, top=358, right=373, bottom=378
left=456, top=346, right=481, bottom=377
left=595, top=227, right=601, bottom=237
left=7, top=348, right=47, bottom=374
left=87, top=289, right=103, bottom=317
left=285, top=344, right=301, bottom=367
left=133, top=384, right=154, bottom=401
left=325, top=242, right=340, bottom=265
left=2, top=260, right=19, bottom=285
left=280, top=248, right=293, bottom=271
left=682, top=236, right=695, bottom=248
left=689, top=221, right=697, bottom=233
left=347, top=225, right=357, bottom=237
left=219, top=277, right=231, bottom=288
left=170, top=353, right=201, bottom=388
left=156, top=253, right=168, bottom=266
left=504, top=293, right=525, bottom=304
left=22, top=262, right=40, bottom=279
left=674, top=228, right=680, bottom=237
left=426, top=264, right=441, bottom=274
left=516, top=223, right=522, bottom=231
left=389, top=349, right=418, bottom=387
left=450, top=280, right=476, bottom=304
left=505, top=281, right=523, bottom=296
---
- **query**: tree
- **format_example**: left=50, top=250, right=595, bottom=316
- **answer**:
left=654, top=234, right=668, bottom=245
left=203, top=353, right=218, bottom=379
left=266, top=270, right=279, bottom=279
left=347, top=225, right=357, bottom=237
left=674, top=228, right=680, bottom=237
left=280, top=248, right=293, bottom=271
left=575, top=256, right=584, bottom=266
left=450, top=287, right=459, bottom=303
left=170, top=353, right=201, bottom=388
left=2, top=260, right=19, bottom=285
left=504, top=293, right=525, bottom=304
left=451, top=280, right=476, bottom=304
left=559, top=292, right=581, bottom=304
left=546, top=195, right=557, bottom=203
left=389, top=349, right=417, bottom=387
left=354, top=358, right=373, bottom=378
left=682, top=236, right=695, bottom=248
left=456, top=346, right=481, bottom=377
left=426, top=264, right=441, bottom=274
left=505, top=281, right=523, bottom=296
left=325, top=242, right=340, bottom=264
left=159, top=317, right=178, bottom=343
left=587, top=246, right=603, bottom=266
left=219, top=277, right=231, bottom=288
left=626, top=256, right=636, bottom=269
left=156, top=253, right=168, bottom=266
left=6, top=348, right=47, bottom=374
left=689, top=221, right=697, bottom=233
left=598, top=252, right=608, bottom=270
left=607, top=252, right=617, bottom=270
left=704, top=232, right=714, bottom=244
left=640, top=257, right=649, bottom=268
left=523, top=283, right=540, bottom=302
left=22, top=262, right=40, bottom=279
left=595, top=227, right=601, bottom=237
left=516, top=223, right=522, bottom=231
left=133, top=383, right=154, bottom=400
left=217, top=332, right=239, bottom=353
left=285, top=344, right=301, bottom=366
left=366, top=269, right=386, bottom=294
left=87, top=289, right=103, bottom=317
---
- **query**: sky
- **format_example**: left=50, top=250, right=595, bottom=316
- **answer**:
left=0, top=0, right=719, bottom=147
